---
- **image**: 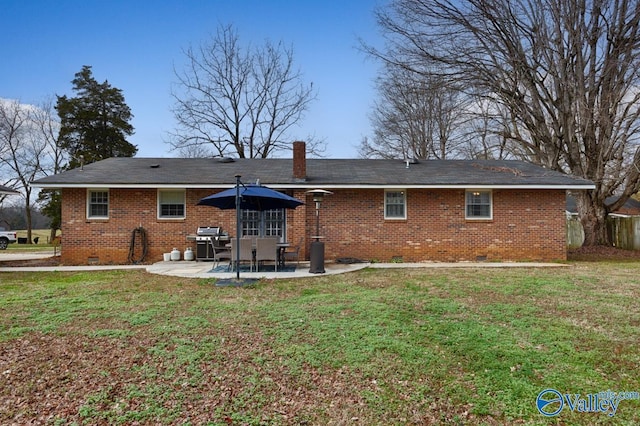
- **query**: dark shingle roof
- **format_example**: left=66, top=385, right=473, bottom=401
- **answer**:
left=32, top=157, right=595, bottom=189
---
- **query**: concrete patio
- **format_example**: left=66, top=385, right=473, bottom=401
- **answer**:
left=146, top=260, right=370, bottom=279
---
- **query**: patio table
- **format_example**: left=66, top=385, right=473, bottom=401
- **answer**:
left=225, top=241, right=290, bottom=268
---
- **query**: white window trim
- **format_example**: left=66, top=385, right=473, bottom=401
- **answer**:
left=87, top=188, right=109, bottom=219
left=465, top=189, right=493, bottom=220
left=157, top=189, right=186, bottom=220
left=384, top=189, right=407, bottom=220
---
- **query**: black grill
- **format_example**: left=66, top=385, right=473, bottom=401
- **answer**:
left=195, top=226, right=229, bottom=260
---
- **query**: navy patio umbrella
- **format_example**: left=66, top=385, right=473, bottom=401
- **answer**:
left=198, top=183, right=304, bottom=211
left=198, top=176, right=304, bottom=282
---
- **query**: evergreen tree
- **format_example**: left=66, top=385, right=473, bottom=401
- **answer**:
left=56, top=65, right=136, bottom=167
left=37, top=189, right=61, bottom=241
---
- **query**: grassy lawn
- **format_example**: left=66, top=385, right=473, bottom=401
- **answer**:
left=14, top=228, right=54, bottom=241
left=5, top=229, right=57, bottom=252
left=1, top=263, right=639, bottom=425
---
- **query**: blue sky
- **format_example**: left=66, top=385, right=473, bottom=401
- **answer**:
left=1, top=0, right=386, bottom=158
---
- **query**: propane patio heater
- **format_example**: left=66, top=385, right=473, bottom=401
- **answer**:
left=306, top=189, right=332, bottom=273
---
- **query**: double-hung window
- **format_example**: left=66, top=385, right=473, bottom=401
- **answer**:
left=465, top=190, right=492, bottom=220
left=385, top=190, right=406, bottom=219
left=264, top=209, right=285, bottom=238
left=158, top=190, right=186, bottom=219
left=87, top=189, right=109, bottom=219
left=241, top=210, right=261, bottom=236
left=241, top=209, right=285, bottom=240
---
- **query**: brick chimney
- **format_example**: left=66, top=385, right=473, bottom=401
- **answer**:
left=293, top=141, right=306, bottom=181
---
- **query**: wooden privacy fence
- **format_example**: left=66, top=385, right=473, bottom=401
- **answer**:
left=567, top=215, right=584, bottom=249
left=607, top=216, right=640, bottom=250
left=567, top=215, right=640, bottom=250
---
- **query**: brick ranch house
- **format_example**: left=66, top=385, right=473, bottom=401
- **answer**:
left=32, top=142, right=594, bottom=265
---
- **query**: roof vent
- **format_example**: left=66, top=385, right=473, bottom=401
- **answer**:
left=150, top=164, right=160, bottom=168
left=405, top=157, right=420, bottom=168
left=218, top=157, right=235, bottom=163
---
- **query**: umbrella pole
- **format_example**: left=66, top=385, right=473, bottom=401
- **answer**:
left=235, top=174, right=241, bottom=280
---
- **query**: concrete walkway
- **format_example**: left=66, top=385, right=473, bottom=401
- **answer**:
left=0, top=264, right=148, bottom=273
left=0, top=250, right=59, bottom=261
left=1, top=251, right=568, bottom=278
left=0, top=251, right=147, bottom=273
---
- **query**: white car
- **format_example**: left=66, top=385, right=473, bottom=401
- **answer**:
left=0, top=227, right=17, bottom=250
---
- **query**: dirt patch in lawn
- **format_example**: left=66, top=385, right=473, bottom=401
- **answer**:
left=0, top=330, right=403, bottom=425
left=567, top=245, right=640, bottom=261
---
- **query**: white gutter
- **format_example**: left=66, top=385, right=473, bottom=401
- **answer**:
left=32, top=183, right=596, bottom=190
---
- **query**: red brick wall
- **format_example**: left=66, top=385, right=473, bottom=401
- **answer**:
left=59, top=187, right=566, bottom=264
left=317, top=188, right=567, bottom=262
left=60, top=188, right=307, bottom=265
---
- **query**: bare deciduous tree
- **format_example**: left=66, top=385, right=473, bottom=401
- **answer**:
left=0, top=99, right=56, bottom=242
left=374, top=0, right=640, bottom=246
left=170, top=24, right=323, bottom=159
left=360, top=62, right=468, bottom=159
left=461, top=97, right=521, bottom=160
left=34, top=98, right=65, bottom=241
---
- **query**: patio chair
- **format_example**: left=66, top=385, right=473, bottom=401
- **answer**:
left=255, top=237, right=278, bottom=272
left=230, top=238, right=254, bottom=272
left=242, top=235, right=257, bottom=246
left=283, top=237, right=303, bottom=267
left=209, top=240, right=231, bottom=268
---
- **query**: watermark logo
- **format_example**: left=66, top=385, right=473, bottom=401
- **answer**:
left=537, top=389, right=564, bottom=416
left=537, top=388, right=639, bottom=417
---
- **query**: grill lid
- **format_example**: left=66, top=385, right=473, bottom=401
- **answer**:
left=197, top=226, right=222, bottom=235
